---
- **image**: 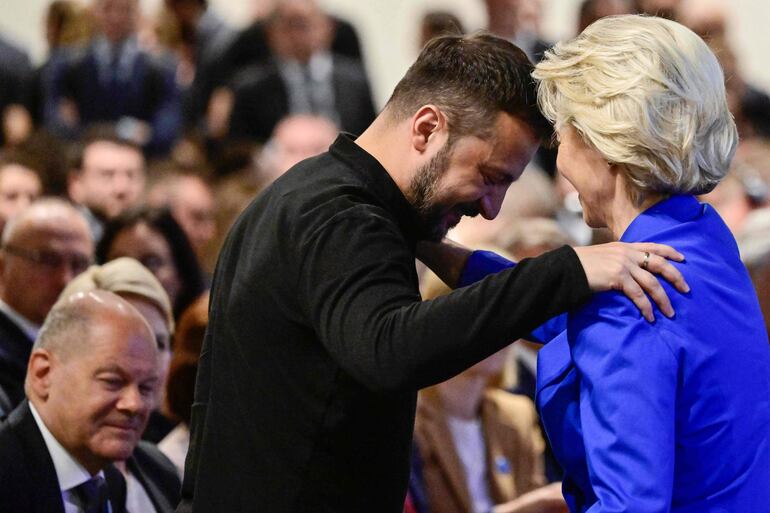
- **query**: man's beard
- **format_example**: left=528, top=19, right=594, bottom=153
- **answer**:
left=405, top=141, right=478, bottom=242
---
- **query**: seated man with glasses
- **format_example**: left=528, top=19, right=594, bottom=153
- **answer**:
left=0, top=198, right=93, bottom=416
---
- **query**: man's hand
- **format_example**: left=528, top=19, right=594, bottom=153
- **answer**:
left=573, top=242, right=690, bottom=322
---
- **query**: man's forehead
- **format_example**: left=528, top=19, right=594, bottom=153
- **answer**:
left=83, top=141, right=144, bottom=166
left=11, top=218, right=91, bottom=245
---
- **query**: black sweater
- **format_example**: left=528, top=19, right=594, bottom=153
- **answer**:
left=179, top=134, right=590, bottom=513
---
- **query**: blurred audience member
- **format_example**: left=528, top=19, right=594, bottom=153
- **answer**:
left=0, top=154, right=43, bottom=234
left=159, top=293, right=208, bottom=478
left=211, top=113, right=337, bottom=265
left=58, top=258, right=182, bottom=511
left=738, top=208, right=770, bottom=337
left=0, top=33, right=33, bottom=148
left=413, top=274, right=567, bottom=513
left=706, top=35, right=770, bottom=140
left=0, top=198, right=92, bottom=415
left=498, top=218, right=575, bottom=484
left=49, top=0, right=181, bottom=154
left=28, top=1, right=92, bottom=128
left=485, top=0, right=550, bottom=63
left=226, top=0, right=375, bottom=143
left=257, top=113, right=337, bottom=185
left=222, top=0, right=363, bottom=84
left=147, top=169, right=216, bottom=265
left=677, top=0, right=726, bottom=38
left=633, top=0, right=680, bottom=19
left=164, top=0, right=236, bottom=129
left=578, top=0, right=633, bottom=33
left=97, top=206, right=206, bottom=320
left=0, top=290, right=156, bottom=512
left=420, top=11, right=465, bottom=48
left=701, top=142, right=769, bottom=235
left=68, top=126, right=147, bottom=242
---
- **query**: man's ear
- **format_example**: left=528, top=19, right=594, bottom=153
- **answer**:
left=410, top=105, right=447, bottom=153
left=26, top=349, right=54, bottom=401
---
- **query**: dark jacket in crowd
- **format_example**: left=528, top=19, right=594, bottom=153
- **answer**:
left=0, top=309, right=34, bottom=417
left=227, top=56, right=375, bottom=143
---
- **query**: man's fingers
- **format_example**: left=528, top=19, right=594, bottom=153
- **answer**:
left=630, top=265, right=675, bottom=318
left=644, top=253, right=690, bottom=293
left=630, top=242, right=685, bottom=262
left=621, top=276, right=655, bottom=322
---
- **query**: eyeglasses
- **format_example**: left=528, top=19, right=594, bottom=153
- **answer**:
left=2, top=244, right=93, bottom=275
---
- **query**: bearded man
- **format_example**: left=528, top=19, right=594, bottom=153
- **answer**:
left=179, top=33, right=688, bottom=513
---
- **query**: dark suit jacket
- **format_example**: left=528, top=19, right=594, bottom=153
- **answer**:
left=0, top=400, right=126, bottom=513
left=0, top=309, right=34, bottom=415
left=227, top=56, right=375, bottom=143
left=128, top=441, right=182, bottom=513
left=50, top=40, right=181, bottom=154
left=222, top=16, right=362, bottom=84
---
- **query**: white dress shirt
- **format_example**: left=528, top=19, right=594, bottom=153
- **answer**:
left=29, top=402, right=111, bottom=513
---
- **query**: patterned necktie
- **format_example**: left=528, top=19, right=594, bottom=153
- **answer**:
left=72, top=475, right=109, bottom=513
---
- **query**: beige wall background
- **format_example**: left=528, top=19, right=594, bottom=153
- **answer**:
left=1, top=0, right=768, bottom=107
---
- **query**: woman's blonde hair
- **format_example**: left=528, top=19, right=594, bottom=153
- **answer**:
left=533, top=15, right=737, bottom=202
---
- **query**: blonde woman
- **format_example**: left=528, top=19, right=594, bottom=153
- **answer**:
left=431, top=15, right=770, bottom=512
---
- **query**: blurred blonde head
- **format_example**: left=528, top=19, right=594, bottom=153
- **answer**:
left=534, top=15, right=737, bottom=203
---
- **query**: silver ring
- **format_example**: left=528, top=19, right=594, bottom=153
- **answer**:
left=641, top=251, right=650, bottom=270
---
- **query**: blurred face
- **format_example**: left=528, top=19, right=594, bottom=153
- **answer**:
left=70, top=141, right=146, bottom=220
left=94, top=0, right=138, bottom=43
left=0, top=214, right=93, bottom=325
left=125, top=297, right=171, bottom=403
left=107, top=223, right=182, bottom=308
left=556, top=124, right=614, bottom=229
left=408, top=113, right=539, bottom=241
left=0, top=164, right=42, bottom=224
left=263, top=116, right=338, bottom=181
left=40, top=312, right=158, bottom=473
left=171, top=177, right=215, bottom=254
left=267, top=1, right=331, bottom=63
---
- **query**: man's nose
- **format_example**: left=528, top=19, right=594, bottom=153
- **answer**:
left=479, top=187, right=507, bottom=220
left=117, top=385, right=149, bottom=414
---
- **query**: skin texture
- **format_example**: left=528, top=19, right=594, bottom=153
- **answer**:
left=0, top=164, right=42, bottom=228
left=69, top=141, right=146, bottom=220
left=0, top=203, right=93, bottom=325
left=401, top=111, right=540, bottom=241
left=26, top=291, right=159, bottom=475
left=106, top=223, right=183, bottom=309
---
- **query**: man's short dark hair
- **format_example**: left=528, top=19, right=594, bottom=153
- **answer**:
left=69, top=124, right=145, bottom=173
left=386, top=32, right=553, bottom=144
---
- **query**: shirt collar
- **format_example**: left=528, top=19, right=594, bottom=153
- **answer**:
left=0, top=299, right=39, bottom=341
left=620, top=194, right=705, bottom=243
left=329, top=134, right=423, bottom=249
left=28, top=402, right=105, bottom=492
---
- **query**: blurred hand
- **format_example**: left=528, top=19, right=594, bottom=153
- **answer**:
left=573, top=242, right=689, bottom=322
left=492, top=483, right=568, bottom=513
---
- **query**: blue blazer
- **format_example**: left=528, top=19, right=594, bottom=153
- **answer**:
left=460, top=195, right=770, bottom=512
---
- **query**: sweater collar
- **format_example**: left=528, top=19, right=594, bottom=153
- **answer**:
left=329, top=134, right=423, bottom=248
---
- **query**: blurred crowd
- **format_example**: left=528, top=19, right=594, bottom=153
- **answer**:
left=0, top=0, right=768, bottom=512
